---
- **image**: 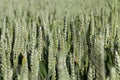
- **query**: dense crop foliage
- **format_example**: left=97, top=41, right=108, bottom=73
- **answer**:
left=0, top=0, right=120, bottom=80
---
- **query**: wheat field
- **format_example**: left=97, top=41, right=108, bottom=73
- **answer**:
left=0, top=0, right=120, bottom=80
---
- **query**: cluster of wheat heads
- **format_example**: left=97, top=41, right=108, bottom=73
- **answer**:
left=0, top=0, right=120, bottom=80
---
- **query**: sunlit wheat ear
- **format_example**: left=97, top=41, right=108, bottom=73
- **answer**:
left=4, top=17, right=12, bottom=80
left=63, top=16, right=67, bottom=41
left=52, top=26, right=58, bottom=80
left=29, top=21, right=38, bottom=80
left=0, top=37, right=7, bottom=80
left=114, top=50, right=120, bottom=80
left=87, top=62, right=93, bottom=80
left=48, top=32, right=56, bottom=80
left=70, top=52, right=77, bottom=80
left=6, top=28, right=13, bottom=80
left=0, top=17, right=8, bottom=80
left=37, top=26, right=43, bottom=61
left=13, top=20, right=21, bottom=71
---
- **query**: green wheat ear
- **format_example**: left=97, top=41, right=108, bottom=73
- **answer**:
left=48, top=32, right=56, bottom=80
left=0, top=17, right=8, bottom=80
left=37, top=26, right=43, bottom=61
left=87, top=62, right=93, bottom=80
left=114, top=50, right=120, bottom=80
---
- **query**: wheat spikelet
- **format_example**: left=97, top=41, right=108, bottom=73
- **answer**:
left=114, top=50, right=120, bottom=80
